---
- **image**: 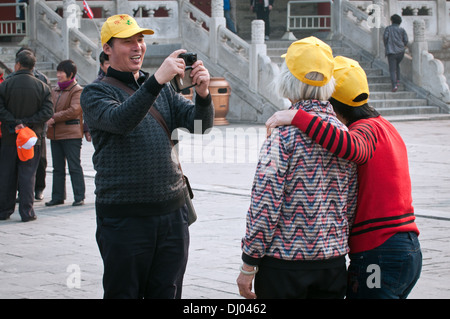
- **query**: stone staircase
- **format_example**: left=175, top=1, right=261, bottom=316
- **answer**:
left=266, top=40, right=450, bottom=122
left=0, top=43, right=57, bottom=85
left=3, top=39, right=449, bottom=122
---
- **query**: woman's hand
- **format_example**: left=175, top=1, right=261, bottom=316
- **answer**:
left=236, top=264, right=257, bottom=299
left=265, top=109, right=297, bottom=137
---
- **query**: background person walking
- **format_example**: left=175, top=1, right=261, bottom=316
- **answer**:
left=250, top=0, right=274, bottom=40
left=383, top=14, right=408, bottom=92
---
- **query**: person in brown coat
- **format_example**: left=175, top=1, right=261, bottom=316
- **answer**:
left=45, top=60, right=85, bottom=207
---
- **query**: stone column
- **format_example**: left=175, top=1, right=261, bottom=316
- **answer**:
left=209, top=0, right=226, bottom=63
left=28, top=0, right=37, bottom=44
left=62, top=0, right=79, bottom=59
left=332, top=0, right=342, bottom=39
left=116, top=0, right=133, bottom=16
left=411, top=19, right=427, bottom=87
left=436, top=0, right=447, bottom=36
left=250, top=20, right=266, bottom=92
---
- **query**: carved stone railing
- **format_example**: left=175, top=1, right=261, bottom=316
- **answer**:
left=179, top=0, right=288, bottom=121
left=350, top=0, right=449, bottom=40
left=33, top=0, right=98, bottom=84
left=337, top=0, right=449, bottom=110
left=25, top=0, right=449, bottom=116
left=410, top=19, right=450, bottom=103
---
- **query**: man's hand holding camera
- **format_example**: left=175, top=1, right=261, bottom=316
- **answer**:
left=154, top=49, right=210, bottom=99
left=189, top=59, right=210, bottom=98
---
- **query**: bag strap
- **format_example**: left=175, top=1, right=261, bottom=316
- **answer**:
left=102, top=76, right=135, bottom=96
left=102, top=76, right=172, bottom=141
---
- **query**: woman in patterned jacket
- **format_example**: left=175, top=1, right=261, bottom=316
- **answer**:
left=265, top=56, right=421, bottom=299
left=237, top=37, right=358, bottom=299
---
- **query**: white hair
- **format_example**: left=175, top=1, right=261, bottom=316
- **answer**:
left=274, top=62, right=336, bottom=102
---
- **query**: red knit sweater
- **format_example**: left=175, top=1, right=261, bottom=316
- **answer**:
left=292, top=111, right=419, bottom=253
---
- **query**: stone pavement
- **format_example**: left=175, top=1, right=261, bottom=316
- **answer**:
left=0, top=120, right=449, bottom=299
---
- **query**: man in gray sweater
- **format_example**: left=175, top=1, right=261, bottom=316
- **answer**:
left=80, top=14, right=214, bottom=299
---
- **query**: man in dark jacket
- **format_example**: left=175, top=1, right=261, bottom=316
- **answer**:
left=0, top=50, right=53, bottom=222
left=9, top=47, right=52, bottom=201
left=384, top=14, right=408, bottom=92
left=81, top=14, right=214, bottom=299
left=250, top=0, right=274, bottom=40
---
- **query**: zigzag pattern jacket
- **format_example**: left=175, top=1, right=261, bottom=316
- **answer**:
left=242, top=100, right=358, bottom=265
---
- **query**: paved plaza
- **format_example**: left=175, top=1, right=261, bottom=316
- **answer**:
left=0, top=119, right=449, bottom=299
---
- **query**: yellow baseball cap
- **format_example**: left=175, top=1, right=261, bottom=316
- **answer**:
left=282, top=36, right=334, bottom=87
left=101, top=14, right=154, bottom=46
left=332, top=56, right=370, bottom=107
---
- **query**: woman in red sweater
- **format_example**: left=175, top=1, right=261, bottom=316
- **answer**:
left=265, top=56, right=422, bottom=299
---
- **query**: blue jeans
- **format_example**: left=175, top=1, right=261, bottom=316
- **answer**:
left=346, top=232, right=422, bottom=299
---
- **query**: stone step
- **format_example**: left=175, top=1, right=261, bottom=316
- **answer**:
left=330, top=46, right=353, bottom=56
left=370, top=91, right=417, bottom=100
left=366, top=75, right=393, bottom=83
left=364, top=68, right=383, bottom=76
left=370, top=98, right=429, bottom=108
left=369, top=83, right=405, bottom=92
left=384, top=113, right=450, bottom=122
left=36, top=61, right=55, bottom=70
left=377, top=105, right=441, bottom=116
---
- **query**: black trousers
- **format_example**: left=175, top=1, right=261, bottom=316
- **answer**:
left=50, top=139, right=85, bottom=202
left=0, top=144, right=41, bottom=221
left=254, top=256, right=347, bottom=299
left=96, top=205, right=190, bottom=299
left=255, top=5, right=271, bottom=36
left=35, top=134, right=47, bottom=192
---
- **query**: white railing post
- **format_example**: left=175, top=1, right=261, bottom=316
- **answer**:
left=411, top=19, right=450, bottom=104
left=250, top=20, right=266, bottom=92
left=333, top=0, right=342, bottom=37
left=29, top=0, right=37, bottom=44
left=62, top=0, right=80, bottom=59
left=210, top=0, right=226, bottom=64
left=412, top=19, right=427, bottom=87
left=116, top=0, right=133, bottom=16
left=436, top=0, right=447, bottom=36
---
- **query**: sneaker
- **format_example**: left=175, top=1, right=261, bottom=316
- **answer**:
left=392, top=86, right=398, bottom=92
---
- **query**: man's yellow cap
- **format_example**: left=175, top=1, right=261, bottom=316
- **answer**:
left=282, top=36, right=334, bottom=87
left=332, top=56, right=370, bottom=107
left=101, top=14, right=154, bottom=46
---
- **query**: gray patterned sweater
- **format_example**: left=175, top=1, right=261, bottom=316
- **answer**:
left=80, top=68, right=214, bottom=217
